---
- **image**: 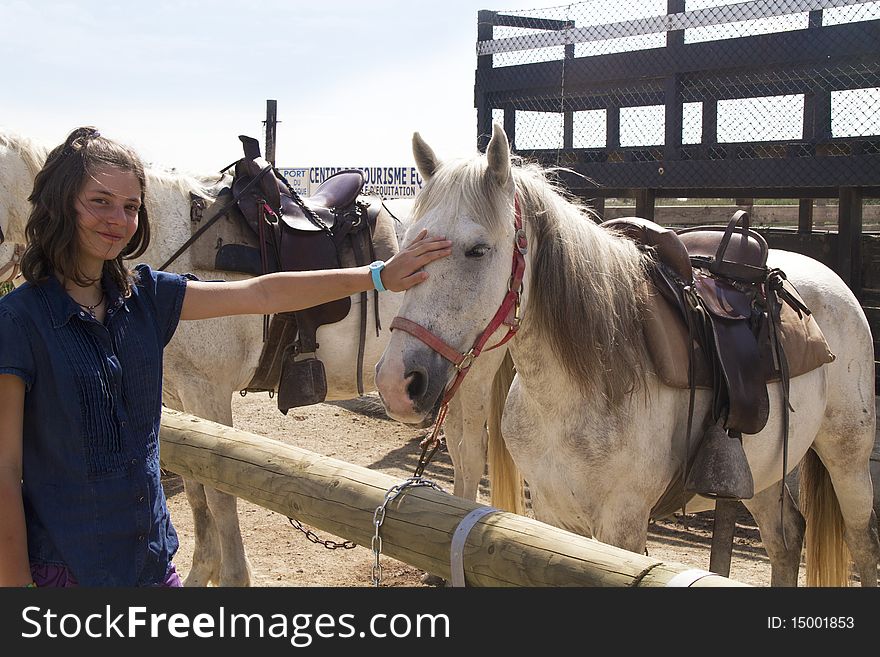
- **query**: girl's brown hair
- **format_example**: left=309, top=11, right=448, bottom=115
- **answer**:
left=19, top=127, right=151, bottom=295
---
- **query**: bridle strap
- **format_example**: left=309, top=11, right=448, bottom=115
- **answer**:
left=158, top=164, right=275, bottom=271
left=394, top=193, right=527, bottom=476
left=390, top=317, right=472, bottom=370
left=391, top=194, right=525, bottom=404
left=0, top=243, right=24, bottom=283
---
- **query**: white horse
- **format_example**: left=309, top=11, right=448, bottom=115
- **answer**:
left=376, top=123, right=880, bottom=586
left=0, top=129, right=517, bottom=586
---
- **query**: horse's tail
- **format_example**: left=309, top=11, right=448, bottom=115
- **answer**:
left=487, top=351, right=525, bottom=515
left=799, top=448, right=852, bottom=586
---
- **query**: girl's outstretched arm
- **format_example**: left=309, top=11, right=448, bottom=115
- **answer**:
left=180, top=229, right=451, bottom=321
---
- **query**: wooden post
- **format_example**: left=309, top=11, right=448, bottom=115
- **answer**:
left=708, top=499, right=740, bottom=577
left=838, top=186, right=863, bottom=297
left=264, top=99, right=278, bottom=167
left=664, top=75, right=682, bottom=163
left=606, top=103, right=620, bottom=150
left=476, top=11, right=496, bottom=153
left=664, top=0, right=684, bottom=163
left=635, top=188, right=656, bottom=222
left=701, top=100, right=718, bottom=160
left=503, top=107, right=516, bottom=150
left=563, top=32, right=575, bottom=151
left=159, top=409, right=748, bottom=587
left=798, top=199, right=814, bottom=234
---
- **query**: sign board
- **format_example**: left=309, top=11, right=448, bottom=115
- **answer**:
left=276, top=166, right=424, bottom=199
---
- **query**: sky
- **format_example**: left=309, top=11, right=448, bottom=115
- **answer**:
left=1, top=0, right=561, bottom=173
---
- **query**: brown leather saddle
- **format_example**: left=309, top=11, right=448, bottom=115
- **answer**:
left=603, top=212, right=834, bottom=512
left=163, top=136, right=384, bottom=413
left=232, top=136, right=384, bottom=412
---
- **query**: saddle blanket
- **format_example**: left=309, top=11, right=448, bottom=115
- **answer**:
left=643, top=277, right=835, bottom=390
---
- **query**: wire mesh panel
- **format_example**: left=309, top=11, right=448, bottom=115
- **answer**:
left=474, top=0, right=880, bottom=197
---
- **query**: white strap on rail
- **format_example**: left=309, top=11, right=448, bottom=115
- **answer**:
left=450, top=506, right=500, bottom=587
left=665, top=568, right=718, bottom=587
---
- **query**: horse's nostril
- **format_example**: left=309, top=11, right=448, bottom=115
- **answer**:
left=405, top=368, right=428, bottom=402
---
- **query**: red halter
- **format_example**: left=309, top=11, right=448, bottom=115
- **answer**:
left=390, top=193, right=527, bottom=476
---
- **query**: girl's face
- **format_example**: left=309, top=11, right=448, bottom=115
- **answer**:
left=73, top=164, right=141, bottom=265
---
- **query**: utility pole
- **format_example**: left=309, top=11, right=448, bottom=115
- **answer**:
left=264, top=99, right=278, bottom=166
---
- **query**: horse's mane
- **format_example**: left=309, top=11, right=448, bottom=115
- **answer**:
left=145, top=163, right=230, bottom=202
left=0, top=129, right=50, bottom=179
left=417, top=154, right=652, bottom=406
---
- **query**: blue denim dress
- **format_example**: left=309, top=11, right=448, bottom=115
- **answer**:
left=0, top=264, right=190, bottom=586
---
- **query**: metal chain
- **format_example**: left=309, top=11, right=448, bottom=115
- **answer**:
left=371, top=477, right=445, bottom=587
left=287, top=517, right=357, bottom=550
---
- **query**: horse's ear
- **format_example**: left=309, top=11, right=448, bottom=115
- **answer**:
left=486, top=122, right=511, bottom=189
left=412, top=132, right=440, bottom=181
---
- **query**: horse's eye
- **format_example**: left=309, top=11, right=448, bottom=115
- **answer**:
left=465, top=245, right=491, bottom=258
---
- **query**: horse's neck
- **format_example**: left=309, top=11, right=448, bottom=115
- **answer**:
left=381, top=198, right=415, bottom=248
left=141, top=171, right=230, bottom=274
left=508, top=204, right=650, bottom=409
left=363, top=198, right=403, bottom=262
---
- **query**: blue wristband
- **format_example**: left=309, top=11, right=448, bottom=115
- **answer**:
left=369, top=260, right=386, bottom=292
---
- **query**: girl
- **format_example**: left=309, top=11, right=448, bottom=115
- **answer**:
left=0, top=127, right=451, bottom=587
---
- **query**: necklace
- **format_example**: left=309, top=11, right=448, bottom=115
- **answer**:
left=74, top=291, right=105, bottom=318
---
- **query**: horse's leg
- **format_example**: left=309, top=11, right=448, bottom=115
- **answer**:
left=412, top=378, right=489, bottom=588
left=416, top=397, right=490, bottom=586
left=742, top=479, right=805, bottom=586
left=180, top=479, right=221, bottom=587
left=591, top=501, right=651, bottom=555
left=160, top=390, right=222, bottom=587
left=808, top=368, right=879, bottom=586
left=172, top=383, right=253, bottom=587
left=421, top=353, right=511, bottom=587
left=810, top=439, right=880, bottom=587
left=450, top=349, right=517, bottom=506
left=444, top=396, right=488, bottom=502
left=203, top=485, right=253, bottom=587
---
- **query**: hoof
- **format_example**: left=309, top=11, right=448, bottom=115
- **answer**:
left=420, top=572, right=447, bottom=587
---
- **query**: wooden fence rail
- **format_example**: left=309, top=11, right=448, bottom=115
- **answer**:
left=159, top=408, right=748, bottom=587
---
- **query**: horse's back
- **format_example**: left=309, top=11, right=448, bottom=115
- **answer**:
left=768, top=248, right=874, bottom=391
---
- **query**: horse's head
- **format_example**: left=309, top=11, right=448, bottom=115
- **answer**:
left=1, top=132, right=48, bottom=242
left=376, top=123, right=521, bottom=425
left=0, top=131, right=47, bottom=283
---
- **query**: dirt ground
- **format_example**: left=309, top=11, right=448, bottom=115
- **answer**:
left=161, top=391, right=812, bottom=588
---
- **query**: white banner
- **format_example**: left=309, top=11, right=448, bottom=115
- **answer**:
left=277, top=166, right=424, bottom=199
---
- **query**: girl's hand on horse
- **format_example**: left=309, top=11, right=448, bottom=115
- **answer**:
left=380, top=229, right=451, bottom=292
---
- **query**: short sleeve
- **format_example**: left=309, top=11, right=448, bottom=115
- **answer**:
left=134, top=264, right=197, bottom=346
left=0, top=305, right=35, bottom=389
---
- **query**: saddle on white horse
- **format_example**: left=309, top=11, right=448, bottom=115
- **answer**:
left=604, top=212, right=835, bottom=510
left=162, top=136, right=385, bottom=412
